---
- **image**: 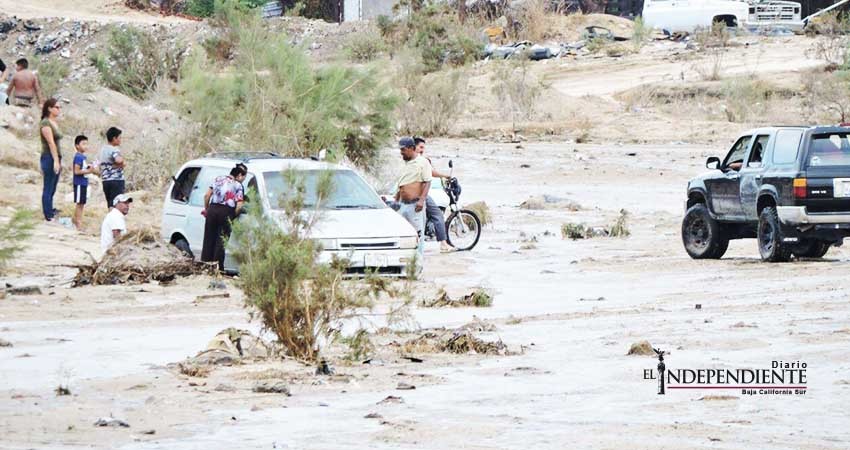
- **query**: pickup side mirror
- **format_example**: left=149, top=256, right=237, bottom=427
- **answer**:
left=706, top=156, right=721, bottom=170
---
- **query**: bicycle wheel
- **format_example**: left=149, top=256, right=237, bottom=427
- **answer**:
left=446, top=209, right=481, bottom=251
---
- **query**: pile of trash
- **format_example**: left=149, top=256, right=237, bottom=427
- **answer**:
left=0, top=15, right=102, bottom=58
left=73, top=229, right=210, bottom=285
left=483, top=25, right=630, bottom=61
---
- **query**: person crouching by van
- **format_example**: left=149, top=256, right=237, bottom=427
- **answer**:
left=201, top=163, right=247, bottom=271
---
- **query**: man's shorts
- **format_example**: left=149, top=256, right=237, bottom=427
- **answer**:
left=74, top=184, right=88, bottom=205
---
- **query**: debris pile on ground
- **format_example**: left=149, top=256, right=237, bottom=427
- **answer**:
left=519, top=195, right=581, bottom=211
left=73, top=229, right=209, bottom=285
left=421, top=289, right=493, bottom=308
left=627, top=340, right=655, bottom=356
left=175, top=328, right=273, bottom=376
left=252, top=381, right=291, bottom=395
left=94, top=417, right=130, bottom=428
left=561, top=210, right=630, bottom=240
left=400, top=325, right=511, bottom=356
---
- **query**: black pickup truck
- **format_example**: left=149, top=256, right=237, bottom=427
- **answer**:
left=683, top=126, right=850, bottom=262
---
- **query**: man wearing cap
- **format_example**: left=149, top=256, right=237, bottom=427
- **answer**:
left=101, top=194, right=132, bottom=252
left=395, top=137, right=431, bottom=262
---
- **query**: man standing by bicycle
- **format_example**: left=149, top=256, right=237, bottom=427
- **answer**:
left=395, top=137, right=431, bottom=263
left=415, top=137, right=456, bottom=253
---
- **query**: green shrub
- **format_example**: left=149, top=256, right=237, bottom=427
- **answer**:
left=178, top=3, right=398, bottom=170
left=344, top=32, right=387, bottom=63
left=561, top=222, right=588, bottom=240
left=92, top=26, right=186, bottom=99
left=185, top=0, right=265, bottom=17
left=398, top=61, right=467, bottom=136
left=34, top=59, right=70, bottom=99
left=230, top=177, right=408, bottom=361
left=631, top=16, right=651, bottom=52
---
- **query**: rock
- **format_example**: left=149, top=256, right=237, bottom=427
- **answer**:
left=364, top=412, right=382, bottom=419
left=94, top=417, right=130, bottom=428
left=252, top=382, right=290, bottom=395
left=315, top=360, right=334, bottom=376
left=627, top=340, right=654, bottom=356
left=396, top=382, right=416, bottom=390
left=377, top=395, right=404, bottom=405
left=0, top=338, right=12, bottom=347
left=140, top=429, right=156, bottom=435
left=214, top=384, right=236, bottom=392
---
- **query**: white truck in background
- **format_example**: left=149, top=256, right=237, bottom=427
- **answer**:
left=642, top=0, right=804, bottom=32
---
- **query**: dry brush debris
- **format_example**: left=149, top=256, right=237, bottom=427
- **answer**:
left=73, top=229, right=211, bottom=285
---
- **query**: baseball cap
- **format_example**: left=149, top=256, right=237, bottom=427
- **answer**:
left=113, top=194, right=133, bottom=206
left=398, top=137, right=415, bottom=148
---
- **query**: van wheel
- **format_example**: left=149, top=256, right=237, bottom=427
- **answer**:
left=758, top=207, right=792, bottom=262
left=792, top=239, right=830, bottom=259
left=173, top=238, right=193, bottom=258
left=682, top=204, right=729, bottom=259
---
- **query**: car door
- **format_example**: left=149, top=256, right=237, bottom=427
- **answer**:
left=706, top=135, right=752, bottom=219
left=739, top=134, right=772, bottom=221
left=186, top=166, right=231, bottom=256
left=162, top=166, right=200, bottom=242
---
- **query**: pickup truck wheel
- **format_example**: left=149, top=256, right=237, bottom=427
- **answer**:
left=682, top=204, right=729, bottom=259
left=758, top=207, right=792, bottom=262
left=791, top=239, right=830, bottom=259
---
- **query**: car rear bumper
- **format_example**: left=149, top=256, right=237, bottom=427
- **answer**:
left=778, top=206, right=850, bottom=225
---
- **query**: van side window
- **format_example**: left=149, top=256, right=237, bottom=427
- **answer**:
left=171, top=167, right=201, bottom=204
left=773, top=130, right=803, bottom=164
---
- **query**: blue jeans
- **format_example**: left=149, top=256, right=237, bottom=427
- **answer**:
left=425, top=196, right=447, bottom=242
left=40, top=153, right=60, bottom=220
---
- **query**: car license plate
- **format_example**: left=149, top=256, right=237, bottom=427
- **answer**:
left=364, top=253, right=388, bottom=267
left=834, top=179, right=850, bottom=198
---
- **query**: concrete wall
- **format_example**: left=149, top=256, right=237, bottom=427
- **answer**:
left=343, top=0, right=397, bottom=21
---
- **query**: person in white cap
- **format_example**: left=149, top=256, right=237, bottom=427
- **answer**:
left=101, top=194, right=132, bottom=252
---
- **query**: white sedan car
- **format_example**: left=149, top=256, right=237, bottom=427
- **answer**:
left=161, top=153, right=419, bottom=276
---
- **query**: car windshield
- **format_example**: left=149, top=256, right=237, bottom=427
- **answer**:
left=263, top=170, right=386, bottom=210
left=808, top=133, right=850, bottom=167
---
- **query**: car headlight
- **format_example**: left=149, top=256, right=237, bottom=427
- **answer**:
left=317, top=239, right=339, bottom=250
left=398, top=236, right=418, bottom=249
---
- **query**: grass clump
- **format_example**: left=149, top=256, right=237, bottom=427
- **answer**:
left=465, top=201, right=491, bottom=225
left=631, top=17, right=651, bottom=52
left=92, top=26, right=186, bottom=99
left=344, top=31, right=387, bottom=63
left=609, top=209, right=631, bottom=238
left=0, top=210, right=37, bottom=275
left=179, top=2, right=398, bottom=170
left=561, top=222, right=588, bottom=240
left=801, top=70, right=850, bottom=123
left=339, top=328, right=375, bottom=362
left=34, top=59, right=70, bottom=99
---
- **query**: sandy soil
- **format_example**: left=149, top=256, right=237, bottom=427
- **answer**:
left=0, top=0, right=190, bottom=23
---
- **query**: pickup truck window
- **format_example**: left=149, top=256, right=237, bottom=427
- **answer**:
left=723, top=135, right=752, bottom=171
left=747, top=135, right=770, bottom=167
left=808, top=133, right=850, bottom=167
left=772, top=129, right=803, bottom=164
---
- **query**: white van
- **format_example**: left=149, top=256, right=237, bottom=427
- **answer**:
left=161, top=153, right=419, bottom=276
left=642, top=0, right=803, bottom=32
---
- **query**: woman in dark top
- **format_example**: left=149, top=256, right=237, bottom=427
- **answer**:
left=40, top=98, right=62, bottom=221
left=202, top=163, right=247, bottom=271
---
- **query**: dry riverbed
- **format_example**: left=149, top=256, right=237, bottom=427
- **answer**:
left=2, top=139, right=849, bottom=449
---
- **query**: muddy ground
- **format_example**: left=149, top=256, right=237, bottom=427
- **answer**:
left=2, top=139, right=850, bottom=449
